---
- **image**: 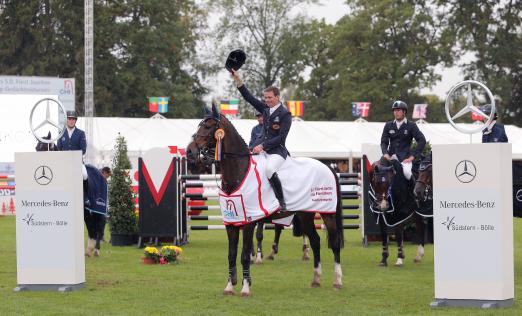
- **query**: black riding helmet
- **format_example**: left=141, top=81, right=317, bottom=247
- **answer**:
left=225, top=49, right=246, bottom=73
left=391, top=100, right=408, bottom=113
left=480, top=103, right=498, bottom=119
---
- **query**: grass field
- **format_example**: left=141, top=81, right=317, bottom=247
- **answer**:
left=1, top=215, right=522, bottom=315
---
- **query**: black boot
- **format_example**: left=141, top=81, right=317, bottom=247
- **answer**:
left=269, top=173, right=287, bottom=211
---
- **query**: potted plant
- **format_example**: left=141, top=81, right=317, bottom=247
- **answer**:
left=160, top=245, right=183, bottom=264
left=142, top=246, right=160, bottom=264
left=108, top=134, right=138, bottom=246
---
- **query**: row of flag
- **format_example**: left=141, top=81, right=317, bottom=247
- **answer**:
left=146, top=97, right=452, bottom=122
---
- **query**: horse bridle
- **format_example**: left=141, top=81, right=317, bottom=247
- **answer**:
left=193, top=117, right=254, bottom=166
left=370, top=165, right=395, bottom=210
left=415, top=163, right=432, bottom=202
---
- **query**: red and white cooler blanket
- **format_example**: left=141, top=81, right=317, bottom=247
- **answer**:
left=219, top=153, right=338, bottom=226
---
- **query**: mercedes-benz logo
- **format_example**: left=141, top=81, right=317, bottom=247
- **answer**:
left=34, top=165, right=53, bottom=185
left=29, top=98, right=67, bottom=144
left=445, top=80, right=495, bottom=134
left=455, top=160, right=477, bottom=183
left=516, top=189, right=522, bottom=202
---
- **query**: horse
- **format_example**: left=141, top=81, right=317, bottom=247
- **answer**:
left=189, top=104, right=344, bottom=296
left=187, top=133, right=311, bottom=265
left=412, top=153, right=434, bottom=260
left=36, top=137, right=108, bottom=257
left=368, top=157, right=426, bottom=266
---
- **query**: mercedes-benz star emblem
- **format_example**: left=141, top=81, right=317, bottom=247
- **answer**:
left=29, top=98, right=67, bottom=144
left=516, top=189, right=522, bottom=202
left=455, top=160, right=477, bottom=183
left=34, top=165, right=53, bottom=185
left=444, top=80, right=495, bottom=134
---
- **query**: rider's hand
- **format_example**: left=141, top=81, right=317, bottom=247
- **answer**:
left=253, top=144, right=264, bottom=154
left=383, top=154, right=392, bottom=161
left=403, top=155, right=415, bottom=163
left=231, top=69, right=244, bottom=87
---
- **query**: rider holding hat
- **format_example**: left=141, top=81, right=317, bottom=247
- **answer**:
left=249, top=111, right=264, bottom=148
left=58, top=110, right=87, bottom=155
left=481, top=104, right=508, bottom=143
left=231, top=69, right=292, bottom=212
left=380, top=100, right=426, bottom=181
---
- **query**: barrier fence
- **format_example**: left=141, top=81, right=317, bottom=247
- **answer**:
left=179, top=172, right=362, bottom=234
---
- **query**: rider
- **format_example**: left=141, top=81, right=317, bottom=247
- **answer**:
left=57, top=110, right=87, bottom=156
left=380, top=100, right=426, bottom=183
left=231, top=69, right=292, bottom=212
left=481, top=104, right=508, bottom=143
left=249, top=111, right=264, bottom=148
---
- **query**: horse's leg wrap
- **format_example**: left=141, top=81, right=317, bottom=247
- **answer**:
left=242, top=269, right=252, bottom=286
left=228, top=267, right=237, bottom=286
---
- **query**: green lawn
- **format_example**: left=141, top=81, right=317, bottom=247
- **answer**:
left=1, top=215, right=522, bottom=315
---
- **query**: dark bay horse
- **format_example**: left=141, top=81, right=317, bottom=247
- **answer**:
left=190, top=104, right=344, bottom=296
left=368, top=157, right=426, bottom=266
left=187, top=130, right=311, bottom=265
left=413, top=153, right=434, bottom=261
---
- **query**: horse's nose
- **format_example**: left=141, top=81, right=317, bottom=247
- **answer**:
left=379, top=199, right=388, bottom=211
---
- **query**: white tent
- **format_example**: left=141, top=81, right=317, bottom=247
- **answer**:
left=71, top=117, right=522, bottom=169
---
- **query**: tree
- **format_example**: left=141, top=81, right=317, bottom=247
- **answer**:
left=211, top=0, right=317, bottom=93
left=108, top=134, right=136, bottom=236
left=440, top=0, right=522, bottom=126
left=308, top=0, right=454, bottom=121
left=0, top=0, right=207, bottom=118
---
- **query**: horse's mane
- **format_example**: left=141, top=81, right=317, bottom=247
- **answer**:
left=219, top=113, right=249, bottom=150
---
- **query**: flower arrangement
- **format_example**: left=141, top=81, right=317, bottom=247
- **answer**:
left=142, top=245, right=183, bottom=265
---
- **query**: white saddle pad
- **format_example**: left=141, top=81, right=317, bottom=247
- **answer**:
left=219, top=153, right=338, bottom=226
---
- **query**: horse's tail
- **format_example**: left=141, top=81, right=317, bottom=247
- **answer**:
left=292, top=214, right=303, bottom=237
left=329, top=166, right=345, bottom=249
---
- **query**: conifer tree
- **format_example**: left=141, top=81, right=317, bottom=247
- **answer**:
left=108, top=134, right=137, bottom=235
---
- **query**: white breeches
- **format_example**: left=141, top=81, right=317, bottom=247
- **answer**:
left=401, top=161, right=412, bottom=180
left=82, top=164, right=88, bottom=180
left=391, top=154, right=412, bottom=180
left=265, top=153, right=285, bottom=178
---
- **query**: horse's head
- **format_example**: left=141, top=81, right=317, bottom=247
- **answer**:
left=35, top=131, right=58, bottom=152
left=186, top=139, right=213, bottom=174
left=190, top=103, right=222, bottom=168
left=414, top=154, right=432, bottom=204
left=369, top=159, right=395, bottom=211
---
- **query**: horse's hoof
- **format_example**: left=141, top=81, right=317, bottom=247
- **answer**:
left=333, top=283, right=342, bottom=290
left=240, top=291, right=251, bottom=297
left=379, top=262, right=387, bottom=267
left=413, top=256, right=422, bottom=263
left=302, top=254, right=310, bottom=261
left=255, top=258, right=262, bottom=265
left=223, top=290, right=235, bottom=296
left=311, top=281, right=321, bottom=288
left=94, top=250, right=100, bottom=257
left=267, top=253, right=275, bottom=260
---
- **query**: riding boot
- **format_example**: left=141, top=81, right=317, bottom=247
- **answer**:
left=269, top=173, right=287, bottom=212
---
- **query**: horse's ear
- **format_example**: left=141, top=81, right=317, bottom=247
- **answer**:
left=211, top=102, right=220, bottom=121
left=47, top=131, right=51, bottom=139
left=203, top=105, right=211, bottom=117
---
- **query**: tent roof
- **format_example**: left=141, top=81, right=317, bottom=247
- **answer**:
left=73, top=117, right=522, bottom=167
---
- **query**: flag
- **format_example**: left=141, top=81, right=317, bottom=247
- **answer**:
left=149, top=97, right=159, bottom=112
left=157, top=97, right=169, bottom=113
left=287, top=101, right=304, bottom=117
left=351, top=102, right=361, bottom=117
left=220, top=99, right=239, bottom=115
left=412, top=104, right=427, bottom=119
left=353, top=102, right=371, bottom=118
left=471, top=111, right=485, bottom=121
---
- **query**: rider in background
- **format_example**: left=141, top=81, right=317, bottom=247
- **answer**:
left=249, top=111, right=264, bottom=148
left=380, top=101, right=426, bottom=182
left=481, top=104, right=508, bottom=143
left=231, top=69, right=292, bottom=212
left=57, top=110, right=87, bottom=156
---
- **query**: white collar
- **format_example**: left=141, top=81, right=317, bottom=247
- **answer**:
left=394, top=118, right=407, bottom=128
left=269, top=102, right=282, bottom=116
left=67, top=126, right=76, bottom=137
